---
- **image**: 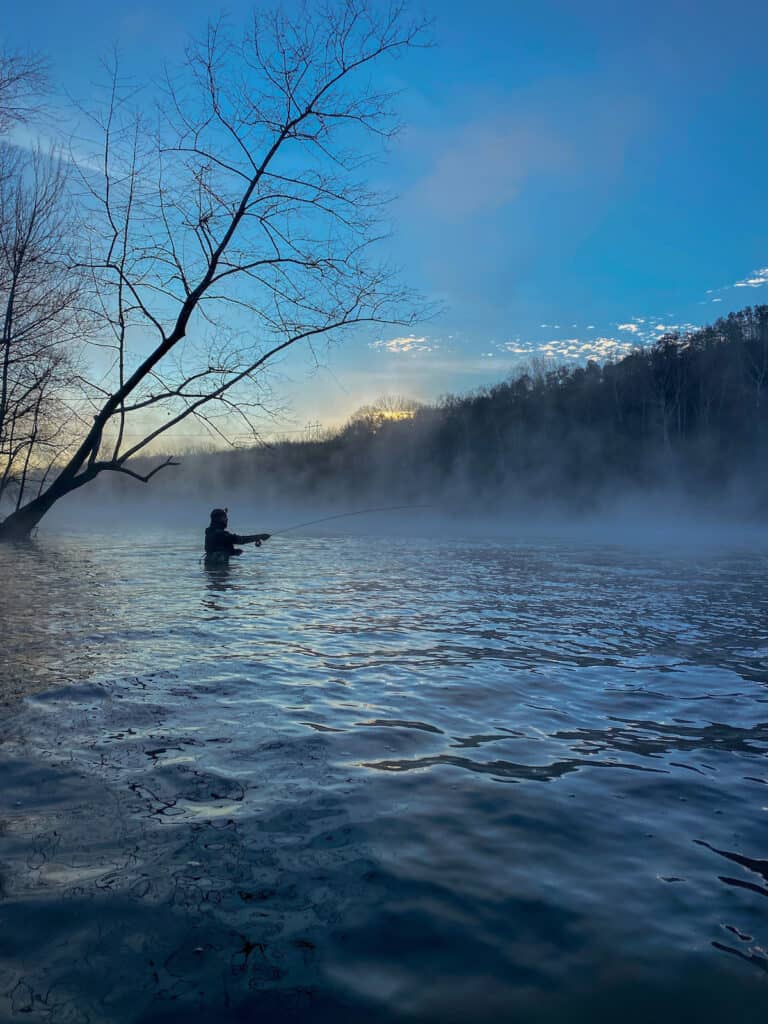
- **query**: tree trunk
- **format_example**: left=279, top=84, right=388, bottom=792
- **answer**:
left=0, top=492, right=57, bottom=539
left=0, top=469, right=94, bottom=540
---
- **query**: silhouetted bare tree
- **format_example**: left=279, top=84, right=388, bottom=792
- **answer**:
left=0, top=147, right=85, bottom=512
left=0, top=48, right=48, bottom=136
left=0, top=1, right=427, bottom=539
left=0, top=48, right=86, bottom=514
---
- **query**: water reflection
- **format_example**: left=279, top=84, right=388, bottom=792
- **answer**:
left=1, top=532, right=768, bottom=1021
left=0, top=539, right=113, bottom=703
left=202, top=559, right=237, bottom=608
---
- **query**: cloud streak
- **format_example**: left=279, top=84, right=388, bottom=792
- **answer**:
left=499, top=336, right=635, bottom=362
left=371, top=335, right=437, bottom=354
left=734, top=267, right=768, bottom=288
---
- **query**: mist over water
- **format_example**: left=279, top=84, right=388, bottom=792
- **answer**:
left=2, top=526, right=768, bottom=1022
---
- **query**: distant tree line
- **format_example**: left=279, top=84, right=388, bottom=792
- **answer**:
left=109, top=305, right=768, bottom=515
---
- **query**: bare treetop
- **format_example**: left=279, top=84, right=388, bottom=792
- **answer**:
left=0, top=1, right=431, bottom=539
left=0, top=49, right=49, bottom=135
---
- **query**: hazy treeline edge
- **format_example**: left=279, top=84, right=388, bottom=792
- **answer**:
left=84, top=306, right=768, bottom=518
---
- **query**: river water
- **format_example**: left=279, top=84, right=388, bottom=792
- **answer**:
left=1, top=527, right=768, bottom=1022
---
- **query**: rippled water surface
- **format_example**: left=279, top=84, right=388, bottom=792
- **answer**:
left=2, top=528, right=768, bottom=1022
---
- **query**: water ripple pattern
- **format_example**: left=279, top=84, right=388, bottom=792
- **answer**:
left=1, top=530, right=768, bottom=1022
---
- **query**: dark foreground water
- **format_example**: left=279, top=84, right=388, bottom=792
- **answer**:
left=1, top=528, right=768, bottom=1023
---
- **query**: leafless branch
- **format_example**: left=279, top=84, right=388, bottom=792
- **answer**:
left=1, top=1, right=432, bottom=538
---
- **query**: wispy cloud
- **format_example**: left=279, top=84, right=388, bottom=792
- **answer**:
left=371, top=335, right=437, bottom=354
left=7, top=123, right=106, bottom=174
left=502, top=344, right=535, bottom=355
left=540, top=337, right=634, bottom=360
left=734, top=267, right=768, bottom=288
left=498, top=336, right=634, bottom=362
left=611, top=316, right=697, bottom=344
left=705, top=264, right=768, bottom=301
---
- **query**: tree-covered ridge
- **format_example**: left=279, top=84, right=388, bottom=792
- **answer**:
left=192, top=306, right=768, bottom=511
left=416, top=305, right=768, bottom=498
left=26, top=305, right=768, bottom=517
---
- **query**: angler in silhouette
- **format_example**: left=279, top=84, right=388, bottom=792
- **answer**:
left=204, top=508, right=270, bottom=563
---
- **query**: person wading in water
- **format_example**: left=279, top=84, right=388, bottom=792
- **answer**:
left=204, top=508, right=270, bottom=564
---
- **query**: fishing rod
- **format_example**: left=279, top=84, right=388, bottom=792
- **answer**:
left=268, top=504, right=433, bottom=537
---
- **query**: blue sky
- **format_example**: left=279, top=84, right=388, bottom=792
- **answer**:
left=7, top=0, right=768, bottom=432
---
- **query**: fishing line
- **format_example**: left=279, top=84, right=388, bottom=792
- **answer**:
left=269, top=504, right=433, bottom=536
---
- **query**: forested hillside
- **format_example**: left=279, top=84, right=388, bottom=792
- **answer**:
left=94, top=306, right=768, bottom=515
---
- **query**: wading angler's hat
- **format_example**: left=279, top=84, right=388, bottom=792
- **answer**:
left=210, top=507, right=228, bottom=522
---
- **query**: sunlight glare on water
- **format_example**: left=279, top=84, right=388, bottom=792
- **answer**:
left=1, top=528, right=768, bottom=1022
